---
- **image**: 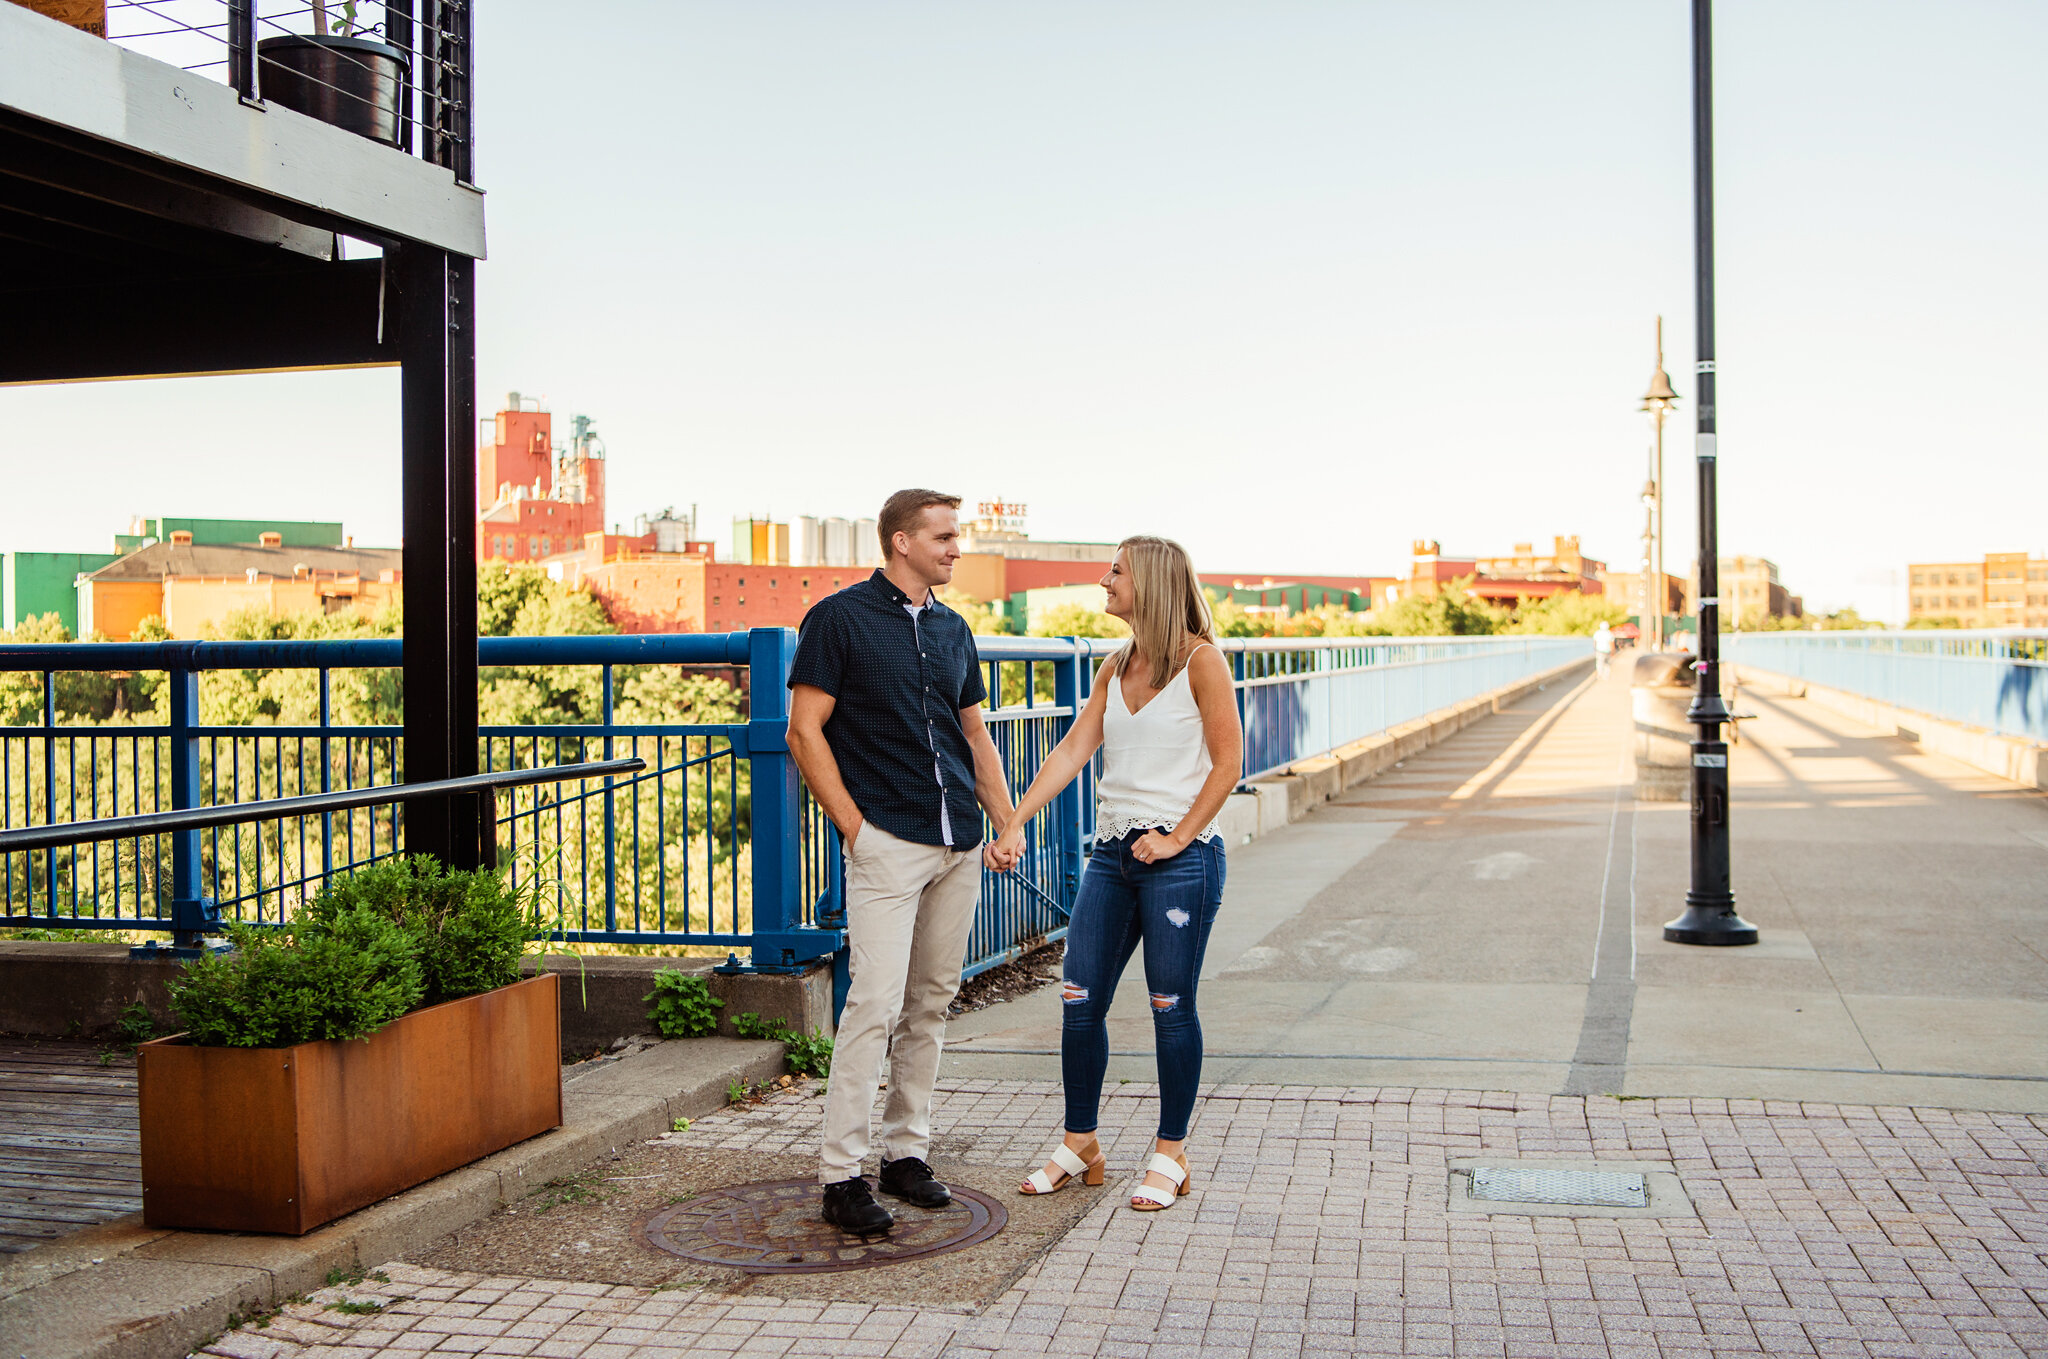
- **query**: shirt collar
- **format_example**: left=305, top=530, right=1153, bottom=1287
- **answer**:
left=868, top=568, right=948, bottom=615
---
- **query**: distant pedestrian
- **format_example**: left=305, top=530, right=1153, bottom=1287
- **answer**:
left=987, top=535, right=1242, bottom=1213
left=787, top=489, right=1017, bottom=1237
left=1595, top=620, right=1615, bottom=678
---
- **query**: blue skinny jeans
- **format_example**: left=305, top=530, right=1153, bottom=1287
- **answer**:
left=1060, top=831, right=1226, bottom=1142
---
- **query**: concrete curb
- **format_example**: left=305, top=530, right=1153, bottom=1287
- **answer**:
left=1212, top=654, right=1596, bottom=841
left=0, top=1037, right=789, bottom=1359
left=1734, top=664, right=2048, bottom=792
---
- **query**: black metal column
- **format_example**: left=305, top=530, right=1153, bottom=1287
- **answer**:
left=1664, top=0, right=1756, bottom=947
left=398, top=242, right=485, bottom=869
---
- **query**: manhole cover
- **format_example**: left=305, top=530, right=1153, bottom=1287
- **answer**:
left=643, top=1179, right=1007, bottom=1274
left=1468, top=1167, right=1647, bottom=1208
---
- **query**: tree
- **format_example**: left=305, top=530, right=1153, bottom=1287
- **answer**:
left=1503, top=591, right=1628, bottom=636
left=1029, top=603, right=1127, bottom=639
left=1208, top=595, right=1273, bottom=638
left=475, top=563, right=618, bottom=726
left=937, top=587, right=1012, bottom=635
left=1368, top=578, right=1505, bottom=636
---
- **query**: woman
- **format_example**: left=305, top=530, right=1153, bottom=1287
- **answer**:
left=986, top=535, right=1243, bottom=1211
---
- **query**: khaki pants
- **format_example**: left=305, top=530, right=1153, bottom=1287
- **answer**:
left=818, top=824, right=981, bottom=1185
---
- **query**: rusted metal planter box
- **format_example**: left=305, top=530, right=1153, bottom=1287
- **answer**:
left=138, top=972, right=561, bottom=1235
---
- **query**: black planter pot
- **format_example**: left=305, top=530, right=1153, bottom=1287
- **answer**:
left=257, top=34, right=408, bottom=146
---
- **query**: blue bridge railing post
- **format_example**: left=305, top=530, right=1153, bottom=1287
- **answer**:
left=742, top=627, right=844, bottom=975
left=1052, top=641, right=1085, bottom=903
left=164, top=660, right=218, bottom=950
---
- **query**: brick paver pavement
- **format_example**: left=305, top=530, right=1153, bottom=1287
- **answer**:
left=221, top=1081, right=2048, bottom=1359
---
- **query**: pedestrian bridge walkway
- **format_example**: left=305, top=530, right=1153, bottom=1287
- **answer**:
left=945, top=664, right=2048, bottom=1113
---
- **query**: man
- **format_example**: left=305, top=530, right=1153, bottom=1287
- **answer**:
left=787, top=488, right=1016, bottom=1235
left=1594, top=619, right=1615, bottom=679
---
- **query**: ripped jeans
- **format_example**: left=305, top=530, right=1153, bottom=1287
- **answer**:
left=1060, top=830, right=1225, bottom=1141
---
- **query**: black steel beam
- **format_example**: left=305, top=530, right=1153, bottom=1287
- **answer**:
left=0, top=257, right=393, bottom=384
left=396, top=241, right=484, bottom=868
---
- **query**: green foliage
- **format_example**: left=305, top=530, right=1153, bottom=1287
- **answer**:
left=167, top=857, right=541, bottom=1047
left=0, top=613, right=166, bottom=724
left=1905, top=614, right=1963, bottom=630
left=1368, top=579, right=1507, bottom=636
left=303, top=856, right=537, bottom=1007
left=168, top=914, right=425, bottom=1048
left=117, top=1001, right=157, bottom=1046
left=937, top=587, right=1013, bottom=635
left=530, top=1172, right=611, bottom=1212
left=325, top=1301, right=385, bottom=1316
left=726, top=1078, right=748, bottom=1105
left=644, top=968, right=725, bottom=1037
left=1502, top=591, right=1628, bottom=636
left=201, top=604, right=403, bottom=727
left=731, top=1011, right=834, bottom=1078
left=1028, top=603, right=1127, bottom=639
left=1207, top=595, right=1268, bottom=638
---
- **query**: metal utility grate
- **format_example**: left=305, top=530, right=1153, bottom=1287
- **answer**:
left=643, top=1179, right=1006, bottom=1274
left=1468, top=1167, right=1647, bottom=1208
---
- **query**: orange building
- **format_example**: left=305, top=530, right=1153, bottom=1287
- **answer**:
left=1405, top=536, right=1605, bottom=610
left=552, top=529, right=872, bottom=635
left=77, top=537, right=403, bottom=639
left=1909, top=552, right=2048, bottom=628
left=477, top=397, right=607, bottom=563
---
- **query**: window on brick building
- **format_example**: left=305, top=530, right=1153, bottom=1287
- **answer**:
left=802, top=578, right=810, bottom=588
left=712, top=596, right=721, bottom=605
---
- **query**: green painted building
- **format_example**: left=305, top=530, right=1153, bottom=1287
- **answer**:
left=7, top=517, right=347, bottom=636
left=3, top=552, right=120, bottom=636
left=112, top=517, right=345, bottom=553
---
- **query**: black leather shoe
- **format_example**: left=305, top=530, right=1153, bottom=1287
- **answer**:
left=878, top=1155, right=952, bottom=1209
left=820, top=1176, right=894, bottom=1236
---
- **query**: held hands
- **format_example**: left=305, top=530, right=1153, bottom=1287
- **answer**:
left=984, top=822, right=1026, bottom=872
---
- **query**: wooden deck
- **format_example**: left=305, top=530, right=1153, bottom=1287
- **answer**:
left=0, top=1040, right=142, bottom=1252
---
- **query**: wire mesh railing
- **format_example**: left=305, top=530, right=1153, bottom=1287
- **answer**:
left=1726, top=629, right=2048, bottom=745
left=3, top=628, right=1591, bottom=975
left=99, top=0, right=469, bottom=171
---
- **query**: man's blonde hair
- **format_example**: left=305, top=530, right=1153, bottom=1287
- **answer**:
left=877, top=489, right=962, bottom=561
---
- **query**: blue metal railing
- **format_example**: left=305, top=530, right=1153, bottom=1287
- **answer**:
left=1726, top=630, right=2048, bottom=746
left=2, top=629, right=1589, bottom=976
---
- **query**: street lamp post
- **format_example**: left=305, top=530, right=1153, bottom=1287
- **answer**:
left=1664, top=0, right=1757, bottom=947
left=1641, top=319, right=1679, bottom=653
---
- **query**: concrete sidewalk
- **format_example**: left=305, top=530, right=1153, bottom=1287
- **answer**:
left=185, top=667, right=2048, bottom=1359
left=945, top=665, right=2048, bottom=1112
left=205, top=1078, right=2048, bottom=1358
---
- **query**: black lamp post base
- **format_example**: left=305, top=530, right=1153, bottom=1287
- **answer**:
left=1663, top=901, right=1758, bottom=946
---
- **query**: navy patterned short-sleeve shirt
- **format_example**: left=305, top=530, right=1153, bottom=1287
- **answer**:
left=788, top=569, right=988, bottom=848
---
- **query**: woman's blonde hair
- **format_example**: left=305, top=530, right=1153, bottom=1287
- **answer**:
left=1109, top=535, right=1217, bottom=688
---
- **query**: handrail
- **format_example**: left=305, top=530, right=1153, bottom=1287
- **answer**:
left=0, top=635, right=752, bottom=673
left=0, top=757, right=646, bottom=855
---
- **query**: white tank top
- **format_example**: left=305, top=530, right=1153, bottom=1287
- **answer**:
left=1095, top=644, right=1221, bottom=845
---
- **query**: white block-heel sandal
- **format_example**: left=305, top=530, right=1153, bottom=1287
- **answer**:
left=1019, top=1137, right=1105, bottom=1195
left=1130, top=1151, right=1190, bottom=1211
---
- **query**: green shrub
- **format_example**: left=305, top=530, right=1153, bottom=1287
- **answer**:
left=730, top=1011, right=833, bottom=1078
left=644, top=969, right=724, bottom=1038
left=169, top=914, right=424, bottom=1047
left=301, top=856, right=537, bottom=1006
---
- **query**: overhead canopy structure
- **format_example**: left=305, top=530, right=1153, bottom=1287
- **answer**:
left=0, top=0, right=490, bottom=870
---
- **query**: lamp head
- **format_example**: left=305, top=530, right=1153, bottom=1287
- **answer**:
left=1641, top=366, right=1680, bottom=408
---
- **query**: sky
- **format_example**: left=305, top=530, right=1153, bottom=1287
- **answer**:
left=4, top=0, right=2044, bottom=621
